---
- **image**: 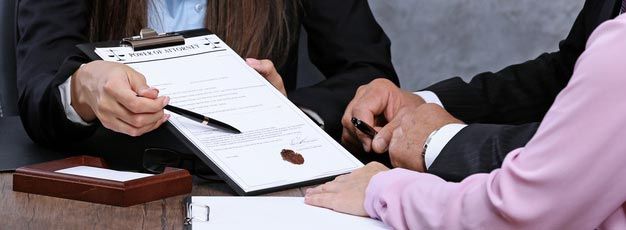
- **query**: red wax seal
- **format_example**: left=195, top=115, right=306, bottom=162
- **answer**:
left=281, top=149, right=305, bottom=165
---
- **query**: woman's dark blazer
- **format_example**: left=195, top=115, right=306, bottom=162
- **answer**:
left=15, top=0, right=398, bottom=147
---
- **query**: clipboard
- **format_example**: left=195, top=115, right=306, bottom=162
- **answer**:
left=76, top=28, right=363, bottom=196
left=180, top=196, right=391, bottom=229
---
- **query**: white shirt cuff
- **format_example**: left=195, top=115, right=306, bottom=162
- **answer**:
left=299, top=107, right=325, bottom=129
left=413, top=91, right=443, bottom=108
left=424, top=123, right=467, bottom=169
left=58, top=76, right=92, bottom=126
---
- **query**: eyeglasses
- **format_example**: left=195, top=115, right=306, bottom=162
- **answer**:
left=142, top=147, right=223, bottom=181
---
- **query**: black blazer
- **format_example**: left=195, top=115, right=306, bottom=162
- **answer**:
left=427, top=0, right=621, bottom=182
left=15, top=0, right=397, bottom=148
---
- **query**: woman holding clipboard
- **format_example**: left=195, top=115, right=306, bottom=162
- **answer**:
left=16, top=0, right=397, bottom=152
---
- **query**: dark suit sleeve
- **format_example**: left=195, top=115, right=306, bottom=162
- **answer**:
left=288, top=0, right=398, bottom=139
left=424, top=1, right=596, bottom=125
left=424, top=0, right=613, bottom=181
left=427, top=123, right=539, bottom=182
left=16, top=0, right=96, bottom=148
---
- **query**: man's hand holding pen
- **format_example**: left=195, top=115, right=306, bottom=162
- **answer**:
left=341, top=78, right=425, bottom=152
left=342, top=78, right=463, bottom=172
left=373, top=105, right=462, bottom=172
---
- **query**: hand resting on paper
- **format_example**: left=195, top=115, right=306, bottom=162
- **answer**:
left=305, top=162, right=390, bottom=217
left=71, top=61, right=170, bottom=137
left=246, top=58, right=287, bottom=96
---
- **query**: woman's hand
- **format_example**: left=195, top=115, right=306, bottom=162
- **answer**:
left=246, top=58, right=287, bottom=96
left=71, top=60, right=170, bottom=137
left=304, top=162, right=390, bottom=217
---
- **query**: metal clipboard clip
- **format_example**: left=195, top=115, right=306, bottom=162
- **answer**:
left=121, top=28, right=185, bottom=51
left=183, top=200, right=211, bottom=226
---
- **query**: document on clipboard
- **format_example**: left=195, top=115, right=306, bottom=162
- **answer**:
left=77, top=29, right=363, bottom=195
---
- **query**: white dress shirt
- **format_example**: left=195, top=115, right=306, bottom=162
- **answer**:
left=58, top=0, right=208, bottom=125
left=58, top=0, right=329, bottom=128
left=414, top=91, right=467, bottom=169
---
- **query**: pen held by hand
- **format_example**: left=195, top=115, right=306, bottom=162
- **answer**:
left=351, top=117, right=378, bottom=138
left=163, top=105, right=241, bottom=134
left=136, top=95, right=241, bottom=134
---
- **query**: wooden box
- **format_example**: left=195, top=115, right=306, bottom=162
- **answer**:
left=13, top=156, right=192, bottom=207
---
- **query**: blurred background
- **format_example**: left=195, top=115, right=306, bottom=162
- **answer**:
left=298, top=0, right=585, bottom=90
left=1, top=0, right=586, bottom=116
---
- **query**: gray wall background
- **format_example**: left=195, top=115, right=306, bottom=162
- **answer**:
left=1, top=0, right=589, bottom=117
left=369, top=0, right=585, bottom=89
left=298, top=0, right=585, bottom=90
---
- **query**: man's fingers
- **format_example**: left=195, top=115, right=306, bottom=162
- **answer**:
left=371, top=120, right=397, bottom=153
left=388, top=127, right=405, bottom=167
left=341, top=84, right=387, bottom=152
left=351, top=107, right=380, bottom=152
left=361, top=138, right=373, bottom=153
left=341, top=103, right=358, bottom=139
left=341, top=84, right=369, bottom=133
left=371, top=134, right=390, bottom=153
left=341, top=128, right=360, bottom=148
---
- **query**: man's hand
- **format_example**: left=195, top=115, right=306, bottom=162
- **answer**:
left=373, top=104, right=464, bottom=172
left=305, top=162, right=389, bottom=217
left=246, top=58, right=287, bottom=96
left=341, top=78, right=425, bottom=153
left=71, top=61, right=169, bottom=137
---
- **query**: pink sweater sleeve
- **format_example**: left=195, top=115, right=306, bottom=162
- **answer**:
left=364, top=15, right=626, bottom=230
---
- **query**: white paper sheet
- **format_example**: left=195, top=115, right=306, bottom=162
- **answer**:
left=55, top=166, right=153, bottom=182
left=187, top=196, right=390, bottom=229
left=94, top=34, right=363, bottom=193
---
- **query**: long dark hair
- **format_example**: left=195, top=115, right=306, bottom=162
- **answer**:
left=89, top=0, right=300, bottom=67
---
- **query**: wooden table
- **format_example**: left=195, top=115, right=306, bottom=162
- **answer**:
left=0, top=173, right=315, bottom=229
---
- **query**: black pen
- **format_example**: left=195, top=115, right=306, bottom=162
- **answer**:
left=351, top=117, right=377, bottom=138
left=138, top=95, right=241, bottom=134
left=164, top=104, right=241, bottom=134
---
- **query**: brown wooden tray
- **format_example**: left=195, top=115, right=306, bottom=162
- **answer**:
left=13, top=155, right=192, bottom=207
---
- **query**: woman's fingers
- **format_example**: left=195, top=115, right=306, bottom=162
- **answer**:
left=108, top=87, right=168, bottom=114
left=102, top=113, right=169, bottom=137
left=304, top=193, right=337, bottom=210
left=73, top=61, right=170, bottom=137
left=97, top=95, right=169, bottom=136
left=114, top=103, right=166, bottom=128
left=246, top=58, right=287, bottom=95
